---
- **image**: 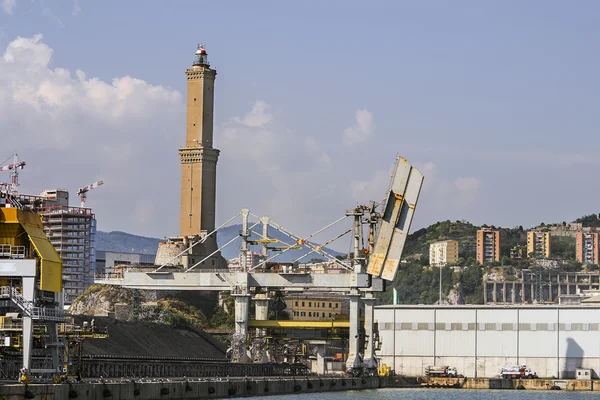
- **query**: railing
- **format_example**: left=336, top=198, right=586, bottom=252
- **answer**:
left=0, top=244, right=27, bottom=259
left=0, top=321, right=22, bottom=330
left=0, top=286, right=66, bottom=321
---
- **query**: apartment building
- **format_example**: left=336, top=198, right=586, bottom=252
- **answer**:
left=527, top=230, right=552, bottom=259
left=41, top=205, right=96, bottom=304
left=429, top=240, right=459, bottom=267
left=576, top=232, right=599, bottom=265
left=476, top=229, right=500, bottom=264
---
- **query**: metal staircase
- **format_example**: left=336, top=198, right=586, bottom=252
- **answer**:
left=0, top=286, right=67, bottom=322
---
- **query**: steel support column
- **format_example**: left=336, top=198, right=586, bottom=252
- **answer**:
left=346, top=292, right=362, bottom=373
left=21, top=277, right=35, bottom=370
left=362, top=293, right=377, bottom=370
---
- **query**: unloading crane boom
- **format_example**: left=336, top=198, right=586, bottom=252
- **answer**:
left=76, top=180, right=104, bottom=208
left=366, top=157, right=423, bottom=281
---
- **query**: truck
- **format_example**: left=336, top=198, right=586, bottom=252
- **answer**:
left=500, top=365, right=537, bottom=379
left=425, top=365, right=458, bottom=378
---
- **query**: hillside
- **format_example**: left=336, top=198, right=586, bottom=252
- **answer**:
left=380, top=213, right=598, bottom=306
left=97, top=224, right=344, bottom=262
left=574, top=213, right=600, bottom=228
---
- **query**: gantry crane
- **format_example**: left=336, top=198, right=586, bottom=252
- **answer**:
left=0, top=154, right=26, bottom=195
left=97, top=157, right=424, bottom=376
left=76, top=180, right=104, bottom=208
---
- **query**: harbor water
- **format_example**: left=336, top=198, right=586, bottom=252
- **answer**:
left=233, top=388, right=600, bottom=400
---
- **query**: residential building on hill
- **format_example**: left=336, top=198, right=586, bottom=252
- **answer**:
left=287, top=294, right=347, bottom=321
left=576, top=232, right=599, bottom=265
left=527, top=230, right=552, bottom=258
left=476, top=229, right=500, bottom=264
left=429, top=240, right=459, bottom=267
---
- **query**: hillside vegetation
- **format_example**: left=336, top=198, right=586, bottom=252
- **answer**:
left=379, top=214, right=598, bottom=306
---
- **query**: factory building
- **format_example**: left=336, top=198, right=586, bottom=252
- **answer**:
left=96, top=250, right=155, bottom=275
left=476, top=229, right=500, bottom=264
left=576, top=232, right=599, bottom=265
left=375, top=305, right=600, bottom=379
left=527, top=230, right=552, bottom=258
left=429, top=240, right=458, bottom=267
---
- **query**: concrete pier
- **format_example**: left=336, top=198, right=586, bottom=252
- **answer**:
left=0, top=376, right=409, bottom=400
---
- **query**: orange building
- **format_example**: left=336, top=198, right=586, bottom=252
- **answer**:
left=576, top=232, right=599, bottom=265
left=476, top=229, right=500, bottom=264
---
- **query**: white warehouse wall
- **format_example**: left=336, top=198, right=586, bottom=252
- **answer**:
left=375, top=305, right=600, bottom=379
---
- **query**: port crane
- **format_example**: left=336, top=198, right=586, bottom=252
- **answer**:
left=76, top=180, right=104, bottom=208
left=0, top=154, right=26, bottom=195
left=97, top=157, right=423, bottom=376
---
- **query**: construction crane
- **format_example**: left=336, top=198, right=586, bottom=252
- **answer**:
left=76, top=180, right=104, bottom=208
left=0, top=154, right=26, bottom=195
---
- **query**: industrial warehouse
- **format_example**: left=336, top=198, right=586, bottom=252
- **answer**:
left=375, top=304, right=600, bottom=379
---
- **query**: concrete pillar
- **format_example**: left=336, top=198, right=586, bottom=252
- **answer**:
left=232, top=294, right=251, bottom=363
left=254, top=297, right=269, bottom=336
left=511, top=282, right=516, bottom=303
left=346, top=292, right=362, bottom=373
left=492, top=282, right=497, bottom=303
left=521, top=282, right=525, bottom=303
left=503, top=282, right=507, bottom=303
left=483, top=282, right=488, bottom=304
left=362, top=294, right=377, bottom=370
left=309, top=341, right=327, bottom=374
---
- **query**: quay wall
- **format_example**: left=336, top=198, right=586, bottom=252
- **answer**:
left=0, top=376, right=407, bottom=400
left=425, top=377, right=600, bottom=391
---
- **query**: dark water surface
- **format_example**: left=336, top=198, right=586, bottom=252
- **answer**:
left=230, top=388, right=600, bottom=399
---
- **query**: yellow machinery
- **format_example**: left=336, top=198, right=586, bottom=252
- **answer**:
left=0, top=207, right=62, bottom=292
left=378, top=363, right=391, bottom=377
left=0, top=205, right=64, bottom=375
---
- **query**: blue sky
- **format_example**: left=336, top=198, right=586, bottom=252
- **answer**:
left=1, top=1, right=599, bottom=247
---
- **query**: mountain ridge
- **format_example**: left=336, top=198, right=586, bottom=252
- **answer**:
left=96, top=224, right=344, bottom=262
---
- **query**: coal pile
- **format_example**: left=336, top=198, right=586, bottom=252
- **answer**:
left=72, top=316, right=227, bottom=359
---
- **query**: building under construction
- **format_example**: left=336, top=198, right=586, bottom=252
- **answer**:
left=18, top=189, right=97, bottom=305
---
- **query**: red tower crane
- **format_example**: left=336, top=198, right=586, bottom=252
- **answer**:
left=0, top=154, right=26, bottom=195
left=77, top=180, right=104, bottom=208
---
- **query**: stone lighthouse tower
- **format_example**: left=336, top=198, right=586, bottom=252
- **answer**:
left=179, top=44, right=219, bottom=240
left=155, top=44, right=225, bottom=269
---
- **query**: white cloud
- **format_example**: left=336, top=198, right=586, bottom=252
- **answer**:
left=72, top=0, right=81, bottom=16
left=233, top=100, right=272, bottom=128
left=217, top=101, right=340, bottom=237
left=0, top=34, right=486, bottom=250
left=0, top=34, right=184, bottom=237
left=413, top=162, right=481, bottom=218
left=2, top=0, right=16, bottom=15
left=351, top=168, right=393, bottom=206
left=343, top=109, right=375, bottom=145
